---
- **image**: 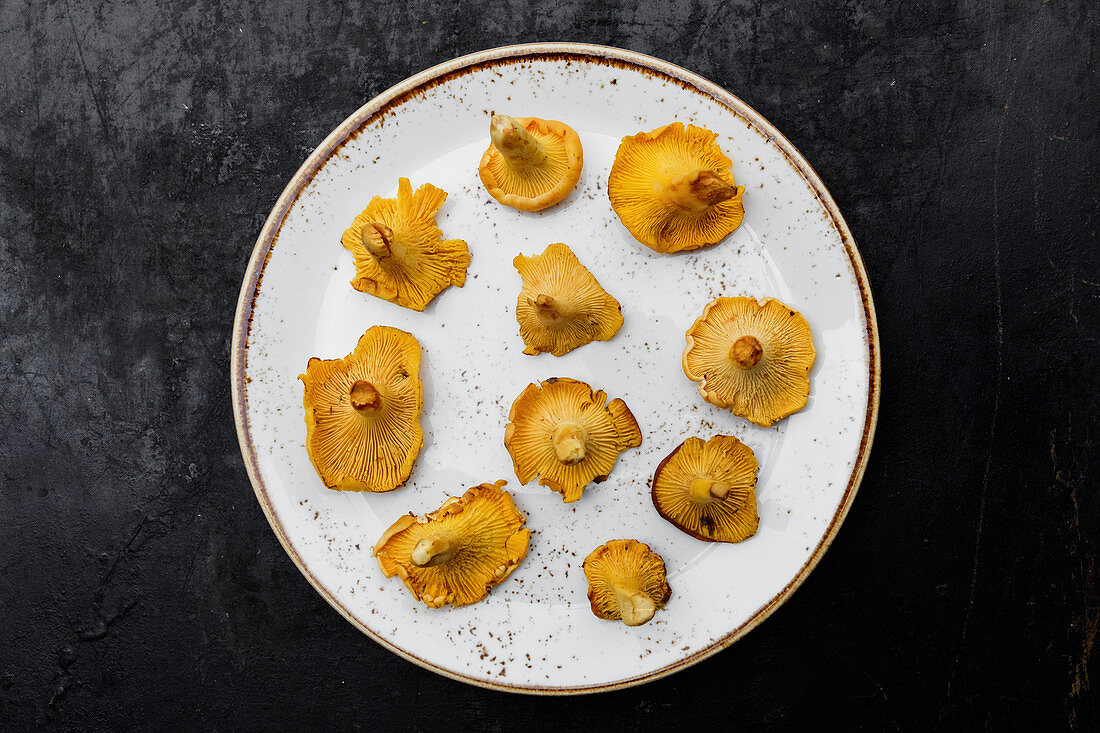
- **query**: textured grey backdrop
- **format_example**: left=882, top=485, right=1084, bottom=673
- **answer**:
left=0, top=0, right=1097, bottom=729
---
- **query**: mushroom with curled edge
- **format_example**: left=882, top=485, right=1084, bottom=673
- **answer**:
left=478, top=114, right=583, bottom=212
left=504, top=378, right=642, bottom=503
left=340, top=177, right=470, bottom=311
left=652, top=435, right=760, bottom=543
left=373, top=481, right=532, bottom=609
left=299, top=326, right=423, bottom=492
left=682, top=296, right=816, bottom=427
left=583, top=540, right=672, bottom=627
left=608, top=122, right=746, bottom=253
left=513, top=243, right=623, bottom=356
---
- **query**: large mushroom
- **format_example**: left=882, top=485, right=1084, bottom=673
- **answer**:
left=652, top=435, right=760, bottom=543
left=583, top=539, right=672, bottom=627
left=299, top=326, right=422, bottom=492
left=340, top=177, right=471, bottom=311
left=513, top=243, right=623, bottom=356
left=504, top=378, right=642, bottom=503
left=683, top=296, right=816, bottom=427
left=478, top=114, right=583, bottom=212
left=373, top=480, right=531, bottom=608
left=608, top=122, right=745, bottom=253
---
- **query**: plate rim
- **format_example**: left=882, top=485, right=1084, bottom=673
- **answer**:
left=229, top=42, right=881, bottom=695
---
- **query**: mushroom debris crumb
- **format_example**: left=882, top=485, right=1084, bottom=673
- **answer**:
left=373, top=480, right=531, bottom=608
left=608, top=122, right=746, bottom=253
left=652, top=435, right=760, bottom=543
left=340, top=177, right=470, bottom=311
left=299, top=326, right=423, bottom=492
left=583, top=540, right=671, bottom=627
left=682, top=296, right=816, bottom=426
left=478, top=114, right=583, bottom=211
left=512, top=243, right=623, bottom=356
left=504, top=378, right=642, bottom=503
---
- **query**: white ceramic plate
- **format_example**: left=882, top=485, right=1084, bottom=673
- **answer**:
left=231, top=43, right=879, bottom=694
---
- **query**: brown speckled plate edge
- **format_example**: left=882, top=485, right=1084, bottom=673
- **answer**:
left=229, top=42, right=881, bottom=695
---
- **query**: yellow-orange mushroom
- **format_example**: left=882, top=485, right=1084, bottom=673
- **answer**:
left=583, top=540, right=671, bottom=627
left=299, top=326, right=423, bottom=492
left=478, top=115, right=583, bottom=211
left=373, top=480, right=531, bottom=608
left=652, top=435, right=760, bottom=543
left=340, top=177, right=470, bottom=311
left=608, top=122, right=745, bottom=253
left=504, top=378, right=641, bottom=503
left=513, top=243, right=623, bottom=356
left=683, top=296, right=815, bottom=426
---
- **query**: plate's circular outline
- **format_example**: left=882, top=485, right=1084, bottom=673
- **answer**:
left=230, top=42, right=881, bottom=695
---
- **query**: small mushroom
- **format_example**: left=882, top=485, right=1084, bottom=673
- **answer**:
left=340, top=177, right=471, bottom=311
left=652, top=435, right=760, bottom=543
left=513, top=243, right=623, bottom=356
left=608, top=122, right=746, bottom=253
left=683, top=296, right=816, bottom=426
left=504, top=378, right=642, bottom=503
left=478, top=115, right=583, bottom=211
left=583, top=540, right=671, bottom=627
left=299, top=326, right=422, bottom=492
left=373, top=480, right=531, bottom=608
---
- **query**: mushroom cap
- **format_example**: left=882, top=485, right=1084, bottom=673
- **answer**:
left=683, top=296, right=816, bottom=427
left=652, top=435, right=760, bottom=543
left=299, top=326, right=422, bottom=492
left=340, top=177, right=471, bottom=311
left=513, top=243, right=624, bottom=356
left=608, top=122, right=746, bottom=253
left=478, top=116, right=583, bottom=212
left=504, top=378, right=642, bottom=503
left=373, top=480, right=531, bottom=608
left=582, top=539, right=672, bottom=626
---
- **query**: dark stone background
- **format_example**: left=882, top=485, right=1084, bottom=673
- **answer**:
left=1, top=0, right=1096, bottom=729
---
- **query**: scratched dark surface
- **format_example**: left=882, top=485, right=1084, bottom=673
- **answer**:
left=1, top=0, right=1097, bottom=729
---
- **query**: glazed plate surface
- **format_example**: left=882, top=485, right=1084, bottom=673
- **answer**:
left=231, top=44, right=879, bottom=693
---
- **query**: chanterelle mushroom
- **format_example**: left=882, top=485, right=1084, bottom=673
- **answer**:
left=504, top=378, right=641, bottom=503
left=340, top=177, right=470, bottom=311
left=682, top=296, right=816, bottom=427
left=299, top=326, right=422, bottom=492
left=373, top=480, right=531, bottom=608
left=608, top=122, right=746, bottom=253
left=652, top=435, right=759, bottom=543
left=583, top=540, right=671, bottom=627
left=513, top=243, right=623, bottom=356
left=478, top=115, right=583, bottom=211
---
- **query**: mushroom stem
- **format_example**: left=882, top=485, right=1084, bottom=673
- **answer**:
left=490, top=114, right=547, bottom=168
left=362, top=222, right=398, bottom=260
left=410, top=533, right=457, bottom=567
left=666, top=170, right=737, bottom=213
left=613, top=584, right=657, bottom=627
left=689, top=477, right=731, bottom=501
left=350, top=380, right=382, bottom=412
left=552, top=422, right=587, bottom=465
left=729, top=335, right=764, bottom=370
left=530, top=294, right=565, bottom=323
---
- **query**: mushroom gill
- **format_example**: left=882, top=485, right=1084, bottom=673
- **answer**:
left=652, top=435, right=760, bottom=543
left=478, top=115, right=583, bottom=211
left=513, top=243, right=623, bottom=356
left=608, top=122, right=745, bottom=253
left=504, top=378, right=642, bottom=503
left=299, top=326, right=423, bottom=492
left=583, top=539, right=671, bottom=627
left=373, top=480, right=531, bottom=608
left=682, top=296, right=816, bottom=426
left=340, top=177, right=471, bottom=311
